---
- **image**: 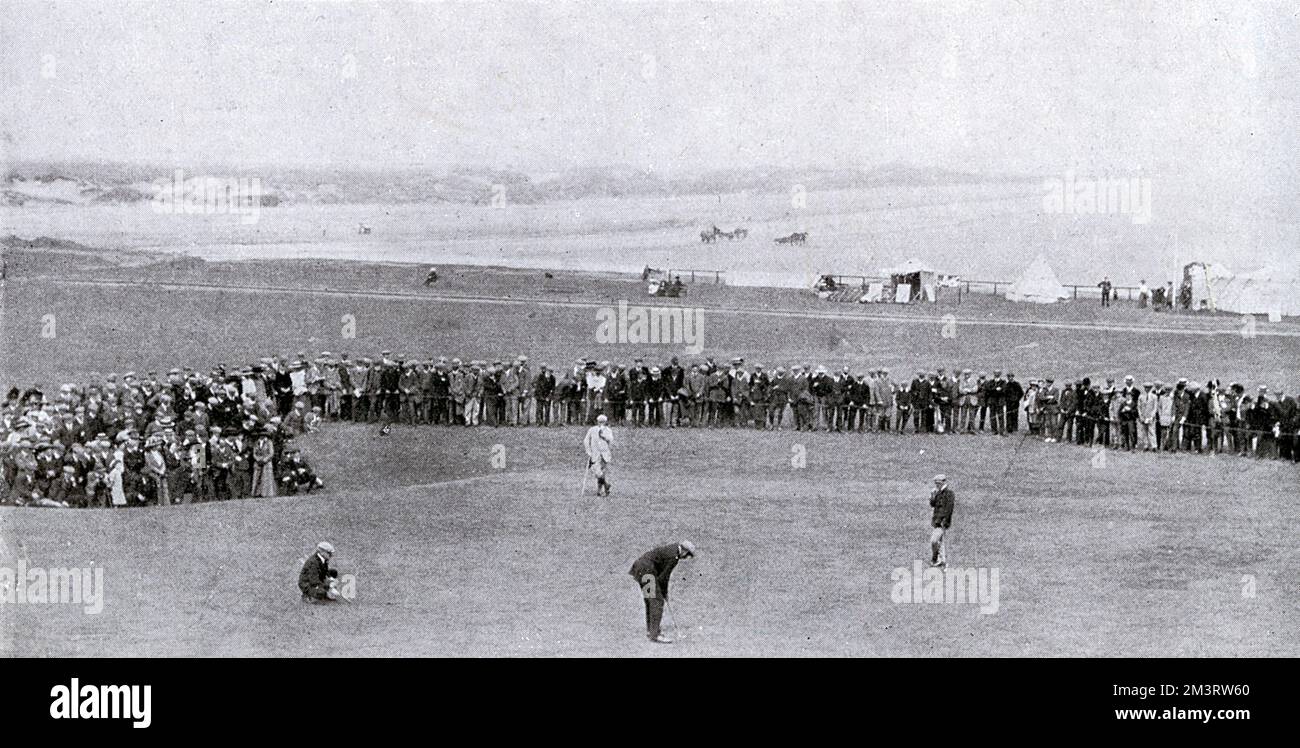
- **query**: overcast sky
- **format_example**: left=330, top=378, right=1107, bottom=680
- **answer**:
left=2, top=1, right=1296, bottom=191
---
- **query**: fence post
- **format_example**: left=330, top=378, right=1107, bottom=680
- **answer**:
left=1073, top=286, right=1078, bottom=300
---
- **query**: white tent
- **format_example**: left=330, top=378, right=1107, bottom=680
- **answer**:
left=1005, top=255, right=1069, bottom=304
left=1182, top=261, right=1234, bottom=311
left=1213, top=263, right=1300, bottom=318
left=881, top=259, right=940, bottom=302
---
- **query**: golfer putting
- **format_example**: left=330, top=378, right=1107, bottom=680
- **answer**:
left=582, top=414, right=614, bottom=497
left=629, top=540, right=696, bottom=644
left=298, top=541, right=342, bottom=602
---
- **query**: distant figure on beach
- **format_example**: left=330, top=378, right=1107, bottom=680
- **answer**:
left=1137, top=279, right=1150, bottom=309
left=424, top=267, right=439, bottom=286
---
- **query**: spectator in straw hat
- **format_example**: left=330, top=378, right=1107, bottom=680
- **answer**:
left=1137, top=382, right=1158, bottom=451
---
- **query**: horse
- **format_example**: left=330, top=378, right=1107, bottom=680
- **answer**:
left=775, top=232, right=808, bottom=245
left=700, top=225, right=722, bottom=243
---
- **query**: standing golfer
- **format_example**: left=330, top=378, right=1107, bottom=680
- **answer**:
left=299, top=541, right=340, bottom=602
left=629, top=540, right=696, bottom=643
left=929, top=475, right=954, bottom=568
left=583, top=413, right=614, bottom=496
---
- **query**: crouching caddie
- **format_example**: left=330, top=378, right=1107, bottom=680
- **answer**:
left=299, top=541, right=341, bottom=602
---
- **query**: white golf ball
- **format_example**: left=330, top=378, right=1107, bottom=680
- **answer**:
left=919, top=449, right=925, bottom=455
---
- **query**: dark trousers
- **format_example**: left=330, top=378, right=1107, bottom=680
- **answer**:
left=796, top=402, right=814, bottom=430
left=643, top=596, right=664, bottom=638
left=634, top=576, right=665, bottom=638
left=989, top=403, right=1005, bottom=435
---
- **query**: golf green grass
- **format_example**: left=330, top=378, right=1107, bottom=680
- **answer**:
left=1, top=423, right=1290, bottom=656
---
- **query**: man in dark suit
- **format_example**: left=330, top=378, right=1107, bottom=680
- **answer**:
left=908, top=371, right=931, bottom=433
left=985, top=371, right=1007, bottom=436
left=1004, top=374, right=1025, bottom=433
left=299, top=541, right=340, bottom=602
left=532, top=365, right=555, bottom=426
left=929, top=475, right=955, bottom=568
left=380, top=355, right=402, bottom=422
left=272, top=361, right=295, bottom=417
left=664, top=357, right=686, bottom=426
left=1276, top=390, right=1297, bottom=462
left=628, top=540, right=696, bottom=644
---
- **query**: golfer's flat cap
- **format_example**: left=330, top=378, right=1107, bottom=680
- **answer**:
left=596, top=414, right=608, bottom=423
left=679, top=540, right=697, bottom=558
left=316, top=541, right=335, bottom=554
left=933, top=474, right=947, bottom=482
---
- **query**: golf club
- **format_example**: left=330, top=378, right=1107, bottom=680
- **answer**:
left=664, top=596, right=688, bottom=641
left=578, top=459, right=591, bottom=496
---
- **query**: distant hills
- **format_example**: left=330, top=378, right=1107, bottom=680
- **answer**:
left=3, top=161, right=1034, bottom=208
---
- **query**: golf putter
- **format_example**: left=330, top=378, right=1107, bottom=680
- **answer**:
left=578, top=460, right=590, bottom=496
